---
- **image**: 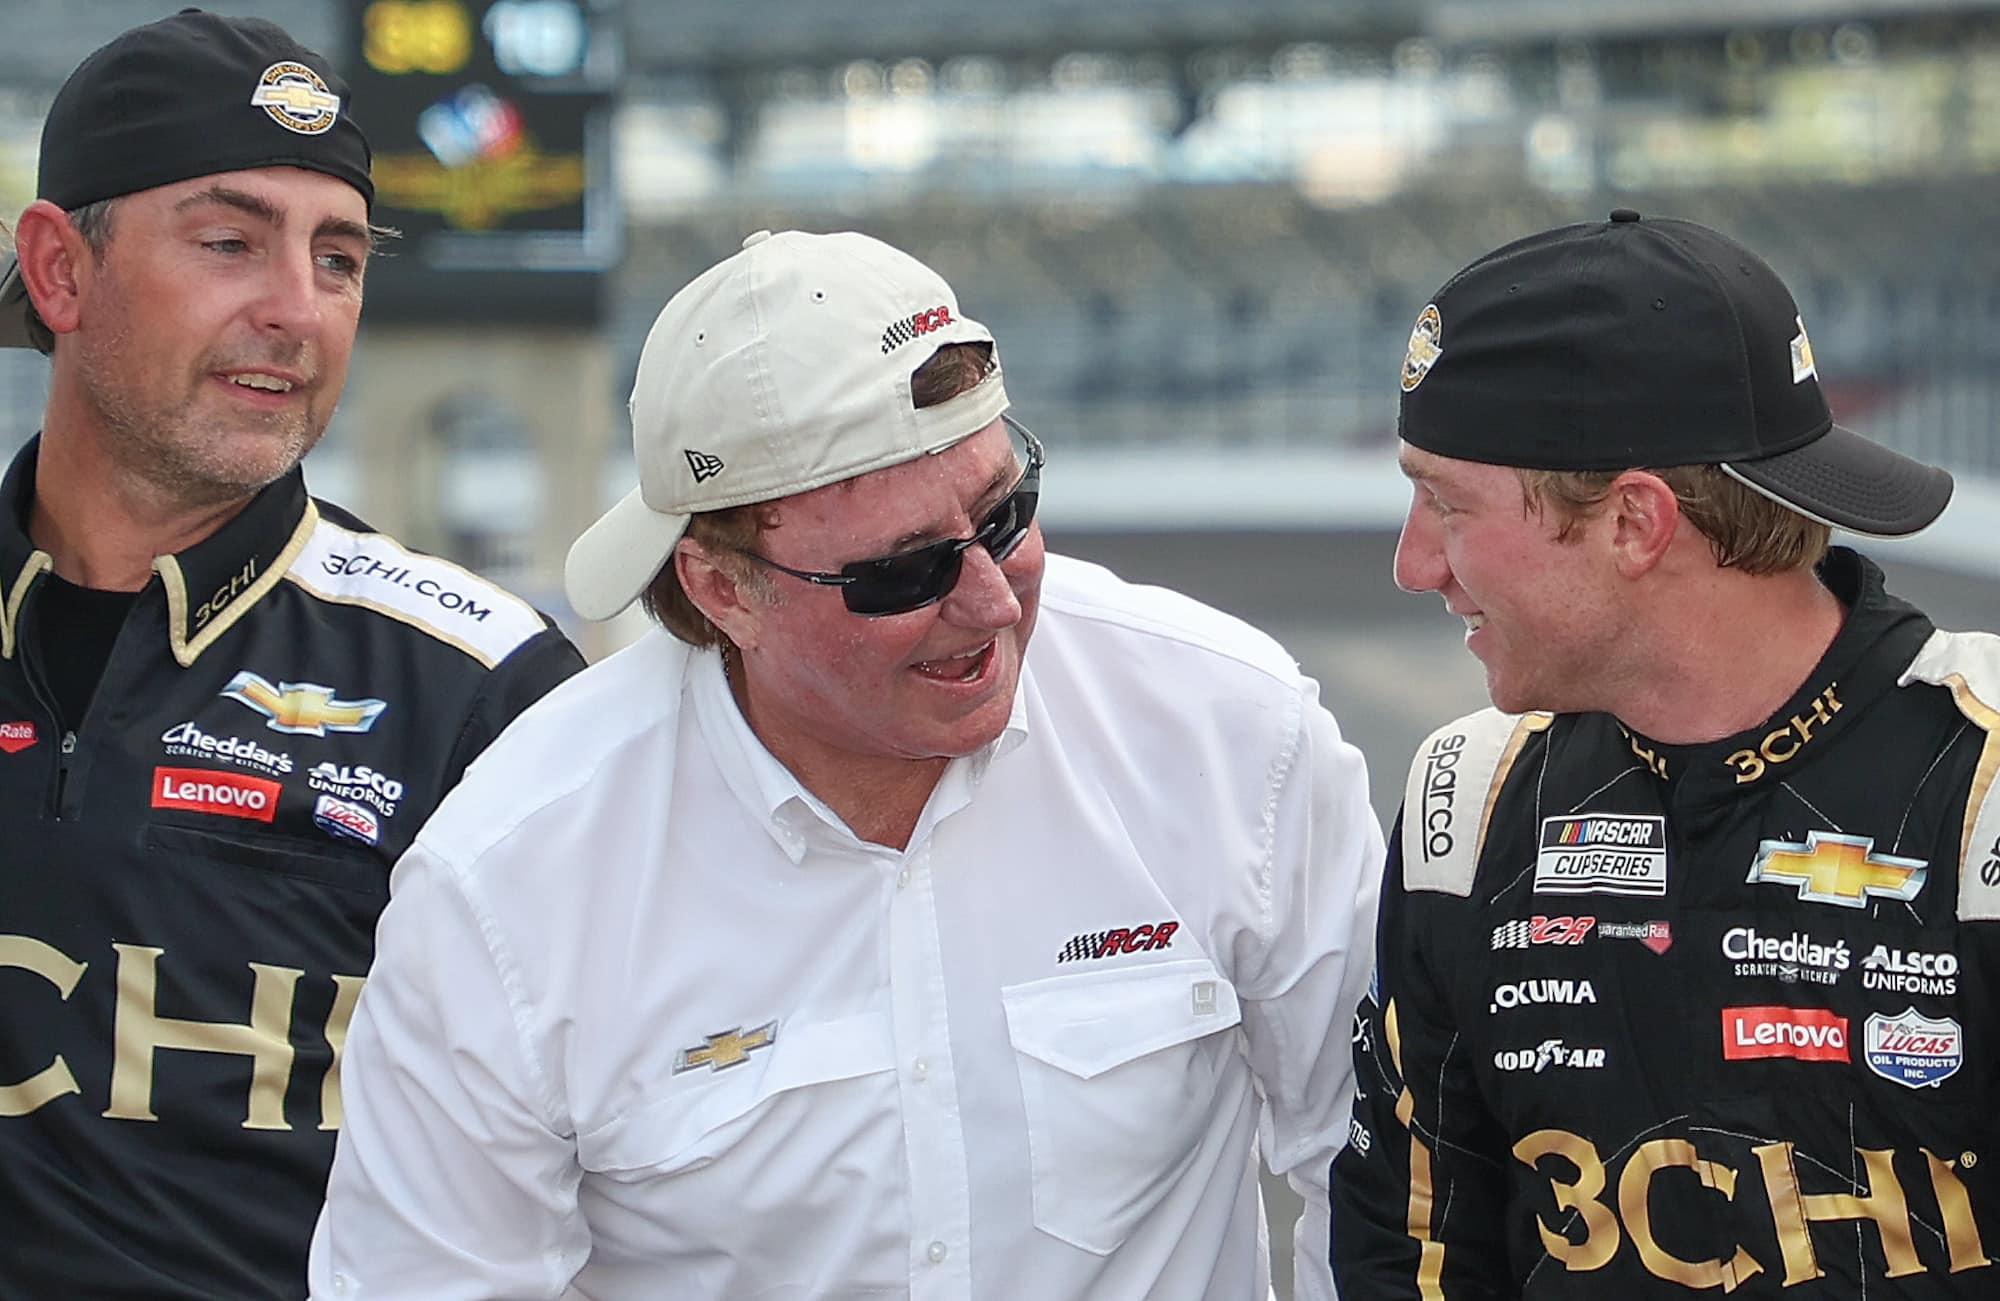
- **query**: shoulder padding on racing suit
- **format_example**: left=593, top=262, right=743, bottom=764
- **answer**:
left=1900, top=627, right=2000, bottom=921
left=1400, top=707, right=1554, bottom=897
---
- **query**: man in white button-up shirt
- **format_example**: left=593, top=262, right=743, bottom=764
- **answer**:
left=311, top=230, right=1384, bottom=1301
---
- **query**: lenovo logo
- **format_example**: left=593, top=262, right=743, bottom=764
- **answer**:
left=1722, top=1005, right=1849, bottom=1063
left=151, top=767, right=281, bottom=823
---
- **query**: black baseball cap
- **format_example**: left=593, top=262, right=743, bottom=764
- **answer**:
left=0, top=8, right=374, bottom=349
left=1397, top=209, right=1953, bottom=537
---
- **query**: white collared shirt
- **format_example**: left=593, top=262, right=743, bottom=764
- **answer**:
left=310, top=555, right=1382, bottom=1301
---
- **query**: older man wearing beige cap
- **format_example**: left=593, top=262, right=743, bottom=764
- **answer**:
left=313, top=229, right=1384, bottom=1301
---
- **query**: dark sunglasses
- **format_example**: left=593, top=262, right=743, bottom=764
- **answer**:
left=739, top=415, right=1044, bottom=617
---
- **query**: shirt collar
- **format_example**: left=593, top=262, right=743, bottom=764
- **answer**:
left=0, top=436, right=317, bottom=667
left=687, top=642, right=1034, bottom=864
left=1613, top=547, right=1935, bottom=798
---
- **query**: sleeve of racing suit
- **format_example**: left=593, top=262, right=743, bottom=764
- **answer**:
left=1234, top=689, right=1385, bottom=1301
left=442, top=627, right=586, bottom=787
left=1330, top=808, right=1515, bottom=1299
left=308, top=843, right=589, bottom=1299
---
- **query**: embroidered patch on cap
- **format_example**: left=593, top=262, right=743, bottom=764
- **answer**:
left=250, top=60, right=342, bottom=135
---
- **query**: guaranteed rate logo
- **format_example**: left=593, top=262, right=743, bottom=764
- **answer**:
left=1535, top=814, right=1668, bottom=896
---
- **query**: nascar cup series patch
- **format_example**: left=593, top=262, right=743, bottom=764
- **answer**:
left=1534, top=814, right=1668, bottom=896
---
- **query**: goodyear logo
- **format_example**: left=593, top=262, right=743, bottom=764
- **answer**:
left=250, top=61, right=341, bottom=136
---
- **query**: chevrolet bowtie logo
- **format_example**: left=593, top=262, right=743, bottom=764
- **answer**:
left=1748, top=832, right=1927, bottom=908
left=673, top=1021, right=778, bottom=1074
left=253, top=81, right=339, bottom=114
left=222, top=670, right=387, bottom=737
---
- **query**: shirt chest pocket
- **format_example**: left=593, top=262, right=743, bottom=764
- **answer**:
left=1000, top=957, right=1244, bottom=1256
left=575, top=1011, right=899, bottom=1184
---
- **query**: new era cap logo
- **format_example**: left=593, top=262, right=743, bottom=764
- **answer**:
left=684, top=449, right=725, bottom=482
left=250, top=61, right=341, bottom=136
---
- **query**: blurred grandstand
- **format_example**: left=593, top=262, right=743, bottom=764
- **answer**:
left=3, top=0, right=1996, bottom=586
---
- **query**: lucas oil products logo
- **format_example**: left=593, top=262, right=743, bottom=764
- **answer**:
left=1721, top=1006, right=1849, bottom=1062
left=307, top=763, right=404, bottom=817
left=160, top=721, right=293, bottom=776
left=1862, top=944, right=1958, bottom=996
left=151, top=767, right=281, bottom=823
left=1721, top=927, right=1849, bottom=986
left=313, top=794, right=381, bottom=846
left=1535, top=814, right=1667, bottom=896
left=1864, top=1008, right=1963, bottom=1089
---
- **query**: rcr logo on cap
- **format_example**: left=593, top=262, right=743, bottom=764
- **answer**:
left=1402, top=303, right=1443, bottom=392
left=250, top=61, right=342, bottom=136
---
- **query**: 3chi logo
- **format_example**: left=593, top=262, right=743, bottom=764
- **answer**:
left=249, top=61, right=342, bottom=136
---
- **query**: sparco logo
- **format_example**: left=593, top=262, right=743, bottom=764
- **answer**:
left=150, top=767, right=280, bottom=823
left=1720, top=926, right=1849, bottom=986
left=161, top=721, right=293, bottom=775
left=1862, top=944, right=1959, bottom=996
left=1419, top=732, right=1466, bottom=863
left=307, top=762, right=404, bottom=817
left=1981, top=832, right=2000, bottom=889
left=879, top=304, right=954, bottom=354
left=1489, top=978, right=1598, bottom=1014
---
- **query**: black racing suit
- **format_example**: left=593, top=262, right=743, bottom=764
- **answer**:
left=0, top=439, right=584, bottom=1298
left=1332, top=549, right=2000, bottom=1297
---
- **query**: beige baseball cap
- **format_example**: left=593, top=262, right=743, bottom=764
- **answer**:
left=564, top=229, right=1008, bottom=621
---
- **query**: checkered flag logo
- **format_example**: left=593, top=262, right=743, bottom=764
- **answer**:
left=1491, top=920, right=1532, bottom=950
left=1057, top=930, right=1112, bottom=964
left=684, top=449, right=725, bottom=482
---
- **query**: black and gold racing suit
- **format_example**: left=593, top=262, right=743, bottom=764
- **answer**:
left=1332, top=549, right=2000, bottom=1297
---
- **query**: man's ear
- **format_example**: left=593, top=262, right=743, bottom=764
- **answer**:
left=1606, top=470, right=1681, bottom=578
left=12, top=200, right=93, bottom=339
left=675, top=537, right=761, bottom=650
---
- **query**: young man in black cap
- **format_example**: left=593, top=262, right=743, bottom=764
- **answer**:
left=0, top=11, right=581, bottom=1296
left=1332, top=210, right=1999, bottom=1296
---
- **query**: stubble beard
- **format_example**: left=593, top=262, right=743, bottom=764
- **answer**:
left=78, top=326, right=325, bottom=512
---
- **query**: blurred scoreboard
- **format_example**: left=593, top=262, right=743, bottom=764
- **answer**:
left=341, top=0, right=620, bottom=325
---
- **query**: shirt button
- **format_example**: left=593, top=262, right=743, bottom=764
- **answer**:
left=332, top=1276, right=353, bottom=1295
left=897, top=867, right=911, bottom=889
left=926, top=1240, right=948, bottom=1265
left=911, top=1057, right=930, bottom=1082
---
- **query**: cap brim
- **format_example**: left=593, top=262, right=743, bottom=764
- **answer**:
left=0, top=259, right=34, bottom=349
left=1722, top=423, right=1954, bottom=538
left=564, top=486, right=693, bottom=622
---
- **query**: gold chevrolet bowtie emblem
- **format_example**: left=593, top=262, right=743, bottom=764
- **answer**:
left=222, top=670, right=387, bottom=736
left=1748, top=831, right=1927, bottom=908
left=255, top=81, right=338, bottom=114
left=674, top=1021, right=778, bottom=1074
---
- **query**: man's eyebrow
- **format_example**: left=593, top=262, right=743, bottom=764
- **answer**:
left=176, top=184, right=284, bottom=227
left=174, top=185, right=373, bottom=249
left=880, top=454, right=1022, bottom=553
